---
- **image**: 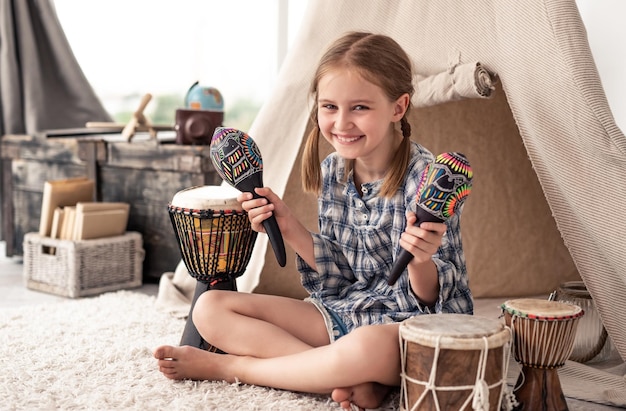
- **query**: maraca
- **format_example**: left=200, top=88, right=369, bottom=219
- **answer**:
left=387, top=152, right=472, bottom=285
left=210, top=127, right=287, bottom=267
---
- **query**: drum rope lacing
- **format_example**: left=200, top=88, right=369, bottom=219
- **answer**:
left=168, top=205, right=257, bottom=284
left=399, top=330, right=516, bottom=411
left=510, top=314, right=579, bottom=369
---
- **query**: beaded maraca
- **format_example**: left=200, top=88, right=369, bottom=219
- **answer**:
left=210, top=127, right=286, bottom=267
left=388, top=152, right=473, bottom=285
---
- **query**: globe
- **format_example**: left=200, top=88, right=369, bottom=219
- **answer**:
left=185, top=82, right=224, bottom=111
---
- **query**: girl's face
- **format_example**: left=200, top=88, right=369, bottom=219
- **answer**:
left=317, top=68, right=408, bottom=172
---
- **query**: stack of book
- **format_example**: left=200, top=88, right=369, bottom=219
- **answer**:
left=39, top=177, right=130, bottom=241
left=51, top=201, right=130, bottom=241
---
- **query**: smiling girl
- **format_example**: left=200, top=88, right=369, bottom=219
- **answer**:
left=154, top=31, right=473, bottom=410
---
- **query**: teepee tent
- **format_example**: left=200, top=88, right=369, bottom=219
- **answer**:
left=238, top=0, right=626, bottom=377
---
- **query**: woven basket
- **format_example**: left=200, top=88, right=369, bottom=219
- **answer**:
left=23, top=232, right=144, bottom=298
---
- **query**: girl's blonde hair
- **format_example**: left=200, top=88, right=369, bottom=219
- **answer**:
left=301, top=31, right=414, bottom=197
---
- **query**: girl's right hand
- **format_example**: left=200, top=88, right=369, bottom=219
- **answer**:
left=240, top=186, right=317, bottom=268
left=237, top=187, right=283, bottom=234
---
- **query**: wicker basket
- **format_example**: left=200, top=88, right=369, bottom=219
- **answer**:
left=23, top=232, right=144, bottom=298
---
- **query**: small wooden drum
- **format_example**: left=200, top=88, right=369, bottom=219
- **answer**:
left=501, top=298, right=584, bottom=410
left=168, top=185, right=257, bottom=285
left=399, top=314, right=512, bottom=411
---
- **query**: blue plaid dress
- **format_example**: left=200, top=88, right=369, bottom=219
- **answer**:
left=297, top=141, right=473, bottom=333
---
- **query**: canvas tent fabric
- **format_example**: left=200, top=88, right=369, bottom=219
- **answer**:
left=234, top=0, right=626, bottom=370
left=0, top=0, right=111, bottom=136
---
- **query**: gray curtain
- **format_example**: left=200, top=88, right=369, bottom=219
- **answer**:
left=1, top=0, right=111, bottom=241
left=0, top=0, right=111, bottom=136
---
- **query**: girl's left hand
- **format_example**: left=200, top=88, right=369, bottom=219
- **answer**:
left=399, top=211, right=446, bottom=264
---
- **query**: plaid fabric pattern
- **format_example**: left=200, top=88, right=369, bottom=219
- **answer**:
left=297, top=142, right=473, bottom=332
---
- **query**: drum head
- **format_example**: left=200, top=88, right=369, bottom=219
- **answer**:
left=170, top=185, right=242, bottom=211
left=501, top=298, right=583, bottom=320
left=400, top=313, right=510, bottom=350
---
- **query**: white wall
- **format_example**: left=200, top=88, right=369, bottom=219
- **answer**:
left=576, top=0, right=626, bottom=132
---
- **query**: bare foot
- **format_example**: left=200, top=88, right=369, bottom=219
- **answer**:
left=331, top=382, right=392, bottom=410
left=154, top=345, right=228, bottom=381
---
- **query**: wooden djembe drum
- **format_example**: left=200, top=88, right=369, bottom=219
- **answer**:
left=501, top=298, right=584, bottom=410
left=168, top=185, right=257, bottom=350
left=399, top=314, right=512, bottom=411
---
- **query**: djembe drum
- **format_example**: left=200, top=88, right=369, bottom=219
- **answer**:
left=168, top=185, right=257, bottom=350
left=399, top=314, right=512, bottom=411
left=501, top=298, right=584, bottom=410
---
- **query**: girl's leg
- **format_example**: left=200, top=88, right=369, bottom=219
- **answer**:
left=192, top=290, right=329, bottom=358
left=155, top=322, right=402, bottom=393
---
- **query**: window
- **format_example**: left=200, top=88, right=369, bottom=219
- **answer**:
left=53, top=0, right=307, bottom=131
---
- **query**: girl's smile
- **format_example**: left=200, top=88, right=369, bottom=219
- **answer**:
left=334, top=133, right=363, bottom=144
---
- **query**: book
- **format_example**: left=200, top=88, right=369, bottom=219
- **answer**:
left=72, top=202, right=130, bottom=240
left=46, top=207, right=66, bottom=254
left=39, top=178, right=95, bottom=237
left=75, top=202, right=130, bottom=213
left=50, top=207, right=65, bottom=240
left=59, top=206, right=76, bottom=241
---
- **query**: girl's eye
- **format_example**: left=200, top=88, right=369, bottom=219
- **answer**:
left=353, top=105, right=369, bottom=111
left=321, top=104, right=337, bottom=110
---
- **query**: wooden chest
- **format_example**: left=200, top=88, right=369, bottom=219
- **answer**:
left=1, top=132, right=221, bottom=281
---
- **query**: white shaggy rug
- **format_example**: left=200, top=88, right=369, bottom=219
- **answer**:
left=0, top=290, right=399, bottom=410
left=2, top=290, right=624, bottom=410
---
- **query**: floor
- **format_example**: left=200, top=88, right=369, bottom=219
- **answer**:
left=1, top=241, right=622, bottom=410
left=0, top=241, right=158, bottom=308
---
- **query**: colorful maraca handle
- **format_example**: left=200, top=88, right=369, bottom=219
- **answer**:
left=210, top=127, right=287, bottom=267
left=387, top=152, right=472, bottom=286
